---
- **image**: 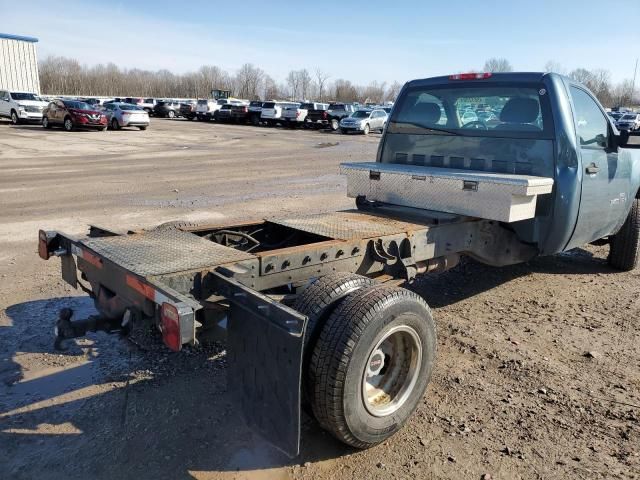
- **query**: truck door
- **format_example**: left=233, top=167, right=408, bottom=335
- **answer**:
left=568, top=85, right=631, bottom=247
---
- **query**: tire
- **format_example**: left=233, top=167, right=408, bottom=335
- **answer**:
left=63, top=117, right=74, bottom=132
left=139, top=126, right=147, bottom=130
left=152, top=220, right=201, bottom=231
left=340, top=128, right=348, bottom=134
left=608, top=198, right=640, bottom=271
left=330, top=118, right=339, bottom=131
left=363, top=123, right=370, bottom=135
left=111, top=118, right=120, bottom=130
left=42, top=116, right=51, bottom=129
left=99, top=127, right=106, bottom=132
left=167, top=110, right=176, bottom=119
left=295, top=272, right=375, bottom=354
left=309, top=284, right=436, bottom=449
left=10, top=110, right=20, bottom=125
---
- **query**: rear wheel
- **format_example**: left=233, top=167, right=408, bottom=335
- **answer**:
left=111, top=118, right=120, bottom=130
left=363, top=123, right=370, bottom=135
left=167, top=110, right=176, bottom=119
left=10, top=110, right=20, bottom=125
left=608, top=198, right=640, bottom=271
left=42, top=116, right=51, bottom=129
left=330, top=118, right=339, bottom=131
left=139, top=126, right=147, bottom=130
left=63, top=117, right=74, bottom=132
left=309, top=284, right=436, bottom=448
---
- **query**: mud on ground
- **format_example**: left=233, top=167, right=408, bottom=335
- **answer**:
left=0, top=119, right=638, bottom=480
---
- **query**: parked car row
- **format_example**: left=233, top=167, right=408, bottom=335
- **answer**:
left=609, top=112, right=640, bottom=132
left=194, top=98, right=392, bottom=134
left=0, top=89, right=397, bottom=135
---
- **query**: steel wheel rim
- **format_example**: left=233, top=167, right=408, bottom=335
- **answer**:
left=362, top=324, right=422, bottom=417
left=11, top=112, right=17, bottom=124
left=64, top=119, right=72, bottom=130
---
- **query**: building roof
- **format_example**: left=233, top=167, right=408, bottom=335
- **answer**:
left=0, top=33, right=39, bottom=43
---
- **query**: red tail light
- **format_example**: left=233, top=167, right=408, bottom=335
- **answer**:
left=449, top=72, right=492, bottom=80
left=296, top=111, right=300, bottom=118
left=161, top=302, right=181, bottom=351
left=322, top=111, right=327, bottom=119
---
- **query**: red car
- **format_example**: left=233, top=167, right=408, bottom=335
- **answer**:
left=42, top=99, right=107, bottom=131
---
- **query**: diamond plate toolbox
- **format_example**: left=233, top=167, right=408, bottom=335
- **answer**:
left=341, top=162, right=554, bottom=223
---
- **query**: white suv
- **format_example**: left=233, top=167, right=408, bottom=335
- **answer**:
left=0, top=90, right=49, bottom=124
left=196, top=98, right=229, bottom=121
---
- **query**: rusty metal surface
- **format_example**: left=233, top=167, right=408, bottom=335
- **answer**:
left=270, top=210, right=430, bottom=240
left=81, top=229, right=255, bottom=276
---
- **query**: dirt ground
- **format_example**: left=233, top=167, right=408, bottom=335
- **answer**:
left=0, top=118, right=638, bottom=480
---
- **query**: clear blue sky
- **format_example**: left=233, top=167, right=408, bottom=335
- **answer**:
left=4, top=0, right=639, bottom=85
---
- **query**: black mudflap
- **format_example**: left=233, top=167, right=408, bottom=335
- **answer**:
left=210, top=272, right=307, bottom=457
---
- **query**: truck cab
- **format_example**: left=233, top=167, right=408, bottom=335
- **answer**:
left=375, top=72, right=640, bottom=263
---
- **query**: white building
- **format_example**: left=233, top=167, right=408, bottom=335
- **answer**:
left=0, top=33, right=40, bottom=94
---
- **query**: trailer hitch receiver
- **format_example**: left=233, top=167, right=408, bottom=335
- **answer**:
left=54, top=307, right=131, bottom=351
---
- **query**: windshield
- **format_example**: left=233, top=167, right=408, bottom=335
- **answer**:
left=329, top=103, right=345, bottom=110
left=351, top=110, right=371, bottom=118
left=300, top=103, right=314, bottom=109
left=120, top=104, right=142, bottom=111
left=621, top=114, right=636, bottom=120
left=390, top=83, right=552, bottom=138
left=250, top=101, right=263, bottom=107
left=262, top=102, right=275, bottom=108
left=64, top=101, right=93, bottom=110
left=11, top=92, right=41, bottom=101
left=217, top=99, right=228, bottom=105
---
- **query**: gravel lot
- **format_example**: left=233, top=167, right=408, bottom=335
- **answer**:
left=0, top=118, right=638, bottom=480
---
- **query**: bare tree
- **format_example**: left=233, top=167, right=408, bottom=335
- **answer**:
left=544, top=60, right=565, bottom=75
left=483, top=58, right=513, bottom=72
left=286, top=70, right=300, bottom=100
left=315, top=69, right=330, bottom=102
left=234, top=63, right=265, bottom=99
left=298, top=69, right=312, bottom=101
left=384, top=81, right=403, bottom=103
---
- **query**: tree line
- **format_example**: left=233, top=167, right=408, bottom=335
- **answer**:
left=39, top=55, right=637, bottom=107
left=483, top=57, right=637, bottom=108
left=39, top=56, right=402, bottom=104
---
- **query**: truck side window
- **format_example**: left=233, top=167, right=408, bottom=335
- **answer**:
left=570, top=86, right=608, bottom=149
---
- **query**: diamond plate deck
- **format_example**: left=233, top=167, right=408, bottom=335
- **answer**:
left=81, top=229, right=255, bottom=276
left=270, top=211, right=430, bottom=240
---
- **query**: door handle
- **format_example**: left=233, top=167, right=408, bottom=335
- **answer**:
left=586, top=163, right=600, bottom=174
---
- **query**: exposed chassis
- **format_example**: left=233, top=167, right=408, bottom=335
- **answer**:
left=39, top=203, right=536, bottom=456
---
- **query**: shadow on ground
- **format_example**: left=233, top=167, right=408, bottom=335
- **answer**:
left=0, top=248, right=616, bottom=479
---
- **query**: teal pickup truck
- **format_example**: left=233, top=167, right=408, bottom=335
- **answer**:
left=39, top=72, right=640, bottom=456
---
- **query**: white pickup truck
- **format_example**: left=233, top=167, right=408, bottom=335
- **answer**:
left=0, top=90, right=49, bottom=124
left=281, top=102, right=329, bottom=128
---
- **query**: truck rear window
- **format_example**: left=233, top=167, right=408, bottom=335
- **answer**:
left=390, top=84, right=553, bottom=138
left=262, top=102, right=275, bottom=108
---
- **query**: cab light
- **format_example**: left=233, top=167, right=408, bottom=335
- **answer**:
left=449, top=72, right=493, bottom=80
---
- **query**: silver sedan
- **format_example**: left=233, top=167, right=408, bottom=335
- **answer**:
left=102, top=102, right=150, bottom=130
left=339, top=109, right=387, bottom=135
